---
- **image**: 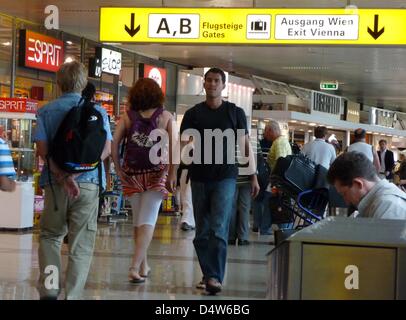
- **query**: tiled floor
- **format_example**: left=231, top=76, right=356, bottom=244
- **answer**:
left=0, top=214, right=274, bottom=300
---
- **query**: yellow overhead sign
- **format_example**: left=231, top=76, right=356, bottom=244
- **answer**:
left=99, top=8, right=406, bottom=45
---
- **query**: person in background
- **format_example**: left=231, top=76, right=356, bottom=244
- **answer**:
left=327, top=151, right=406, bottom=219
left=302, top=126, right=336, bottom=169
left=34, top=61, right=112, bottom=300
left=0, top=137, right=16, bottom=192
left=378, top=139, right=395, bottom=180
left=347, top=128, right=380, bottom=172
left=81, top=82, right=114, bottom=218
left=267, top=120, right=292, bottom=170
left=111, top=78, right=176, bottom=284
left=394, top=150, right=406, bottom=191
left=179, top=137, right=195, bottom=231
left=252, top=125, right=272, bottom=235
left=266, top=119, right=292, bottom=230
left=228, top=137, right=260, bottom=246
left=81, top=82, right=96, bottom=102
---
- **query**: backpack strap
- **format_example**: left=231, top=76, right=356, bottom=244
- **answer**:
left=46, top=155, right=59, bottom=211
left=226, top=101, right=238, bottom=132
left=127, top=107, right=163, bottom=123
left=150, top=106, right=164, bottom=121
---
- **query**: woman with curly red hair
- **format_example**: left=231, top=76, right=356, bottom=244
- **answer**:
left=112, top=78, right=176, bottom=283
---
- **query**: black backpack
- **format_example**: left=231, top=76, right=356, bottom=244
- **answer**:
left=47, top=98, right=107, bottom=208
left=49, top=98, right=106, bottom=173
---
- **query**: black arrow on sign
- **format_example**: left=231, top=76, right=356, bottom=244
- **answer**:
left=367, top=14, right=385, bottom=40
left=125, top=13, right=140, bottom=37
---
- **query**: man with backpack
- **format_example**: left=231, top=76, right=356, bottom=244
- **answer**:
left=179, top=67, right=259, bottom=294
left=34, top=61, right=112, bottom=300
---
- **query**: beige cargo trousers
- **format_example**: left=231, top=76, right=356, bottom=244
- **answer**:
left=37, top=182, right=99, bottom=300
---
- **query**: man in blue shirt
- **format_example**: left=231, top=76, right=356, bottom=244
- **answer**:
left=34, top=61, right=112, bottom=300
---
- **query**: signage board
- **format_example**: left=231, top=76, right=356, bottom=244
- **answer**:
left=0, top=98, right=38, bottom=114
left=96, top=47, right=122, bottom=75
left=139, top=63, right=167, bottom=95
left=345, top=101, right=360, bottom=123
left=320, top=81, right=339, bottom=90
left=19, top=29, right=64, bottom=72
left=88, top=57, right=102, bottom=78
left=100, top=8, right=406, bottom=45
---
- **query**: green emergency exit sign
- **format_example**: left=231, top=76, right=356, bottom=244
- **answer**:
left=320, top=81, right=339, bottom=90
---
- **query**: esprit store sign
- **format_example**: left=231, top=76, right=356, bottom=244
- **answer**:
left=139, top=63, right=167, bottom=95
left=19, top=29, right=64, bottom=73
left=0, top=98, right=38, bottom=114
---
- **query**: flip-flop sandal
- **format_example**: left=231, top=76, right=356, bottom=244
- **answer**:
left=129, top=277, right=145, bottom=284
left=140, top=270, right=151, bottom=278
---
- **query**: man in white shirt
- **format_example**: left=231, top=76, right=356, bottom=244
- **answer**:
left=347, top=128, right=380, bottom=172
left=302, top=126, right=336, bottom=169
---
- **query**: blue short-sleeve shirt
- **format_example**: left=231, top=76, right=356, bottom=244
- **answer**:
left=34, top=92, right=113, bottom=188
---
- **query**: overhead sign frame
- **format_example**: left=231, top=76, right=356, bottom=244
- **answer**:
left=99, top=7, right=406, bottom=45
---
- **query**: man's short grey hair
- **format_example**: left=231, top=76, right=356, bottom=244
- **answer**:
left=56, top=61, right=87, bottom=94
left=265, top=119, right=281, bottom=135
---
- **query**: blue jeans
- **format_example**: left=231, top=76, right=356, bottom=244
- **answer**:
left=252, top=191, right=272, bottom=234
left=229, top=184, right=251, bottom=241
left=191, top=178, right=236, bottom=283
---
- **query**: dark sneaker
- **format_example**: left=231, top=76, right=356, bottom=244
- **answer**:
left=252, top=227, right=259, bottom=233
left=205, top=278, right=222, bottom=294
left=228, top=239, right=236, bottom=245
left=238, top=239, right=250, bottom=246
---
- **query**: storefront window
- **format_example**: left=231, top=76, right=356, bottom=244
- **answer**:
left=62, top=33, right=81, bottom=63
left=15, top=20, right=57, bottom=105
left=0, top=14, right=13, bottom=97
left=119, top=51, right=135, bottom=116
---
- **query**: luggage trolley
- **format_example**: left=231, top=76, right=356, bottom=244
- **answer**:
left=269, top=154, right=330, bottom=244
left=270, top=176, right=329, bottom=229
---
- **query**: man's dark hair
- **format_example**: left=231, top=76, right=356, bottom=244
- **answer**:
left=354, top=128, right=366, bottom=140
left=379, top=139, right=387, bottom=145
left=82, top=82, right=96, bottom=102
left=314, top=126, right=327, bottom=139
left=204, top=67, right=226, bottom=84
left=327, top=151, right=378, bottom=186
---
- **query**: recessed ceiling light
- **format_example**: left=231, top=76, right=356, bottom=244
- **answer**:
left=66, top=41, right=73, bottom=45
left=2, top=41, right=11, bottom=46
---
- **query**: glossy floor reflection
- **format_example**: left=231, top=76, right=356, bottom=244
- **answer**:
left=0, top=213, right=274, bottom=300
